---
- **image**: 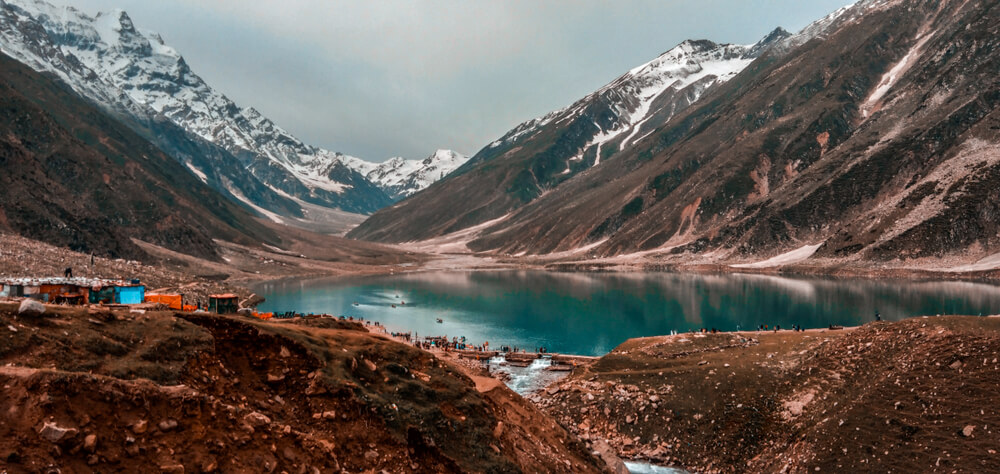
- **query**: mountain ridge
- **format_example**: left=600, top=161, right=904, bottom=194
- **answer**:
left=461, top=0, right=1000, bottom=265
left=343, top=149, right=469, bottom=200
left=352, top=0, right=1000, bottom=272
left=0, top=50, right=281, bottom=260
left=349, top=27, right=792, bottom=242
left=0, top=0, right=464, bottom=219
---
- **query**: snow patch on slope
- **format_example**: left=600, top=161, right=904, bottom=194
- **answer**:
left=184, top=162, right=208, bottom=184
left=731, top=244, right=823, bottom=269
left=861, top=33, right=932, bottom=118
left=222, top=179, right=284, bottom=224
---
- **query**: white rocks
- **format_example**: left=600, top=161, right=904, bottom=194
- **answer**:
left=244, top=412, right=271, bottom=427
left=18, top=299, right=45, bottom=316
left=158, top=419, right=179, bottom=432
left=962, top=425, right=975, bottom=437
left=39, top=421, right=77, bottom=442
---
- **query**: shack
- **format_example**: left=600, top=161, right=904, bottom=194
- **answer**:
left=208, top=294, right=239, bottom=314
left=0, top=277, right=142, bottom=305
left=88, top=281, right=145, bottom=305
left=116, top=285, right=145, bottom=304
left=2, top=278, right=93, bottom=303
left=0, top=281, right=24, bottom=298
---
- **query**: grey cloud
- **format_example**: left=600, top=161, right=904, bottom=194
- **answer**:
left=50, top=0, right=853, bottom=161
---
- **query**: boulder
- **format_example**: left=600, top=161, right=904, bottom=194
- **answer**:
left=18, top=299, right=45, bottom=316
left=305, top=379, right=328, bottom=396
left=131, top=420, right=148, bottom=434
left=83, top=433, right=97, bottom=452
left=592, top=439, right=629, bottom=474
left=159, top=463, right=185, bottom=473
left=266, top=373, right=285, bottom=383
left=39, top=421, right=77, bottom=443
left=158, top=419, right=179, bottom=432
left=244, top=412, right=271, bottom=428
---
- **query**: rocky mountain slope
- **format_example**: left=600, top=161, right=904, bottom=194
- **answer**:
left=0, top=305, right=609, bottom=473
left=0, top=0, right=464, bottom=216
left=539, top=316, right=1000, bottom=473
left=344, top=149, right=469, bottom=200
left=355, top=0, right=1000, bottom=269
left=0, top=51, right=280, bottom=260
left=349, top=27, right=792, bottom=242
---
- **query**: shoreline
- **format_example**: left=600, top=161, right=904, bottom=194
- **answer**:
left=240, top=251, right=1000, bottom=291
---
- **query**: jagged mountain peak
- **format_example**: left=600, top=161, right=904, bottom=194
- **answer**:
left=423, top=149, right=463, bottom=165
left=343, top=150, right=470, bottom=201
left=0, top=0, right=411, bottom=215
left=350, top=27, right=793, bottom=242
left=744, top=27, right=792, bottom=58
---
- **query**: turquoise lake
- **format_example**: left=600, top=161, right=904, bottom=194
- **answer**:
left=252, top=271, right=1000, bottom=356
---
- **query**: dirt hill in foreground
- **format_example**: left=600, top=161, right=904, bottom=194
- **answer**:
left=0, top=304, right=608, bottom=473
left=537, top=317, right=1000, bottom=473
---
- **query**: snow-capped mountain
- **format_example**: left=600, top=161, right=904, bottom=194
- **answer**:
left=351, top=28, right=792, bottom=242
left=477, top=28, right=791, bottom=169
left=343, top=150, right=469, bottom=200
left=0, top=0, right=399, bottom=215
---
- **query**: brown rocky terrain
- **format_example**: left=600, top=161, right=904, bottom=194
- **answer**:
left=536, top=317, right=1000, bottom=473
left=0, top=303, right=610, bottom=473
left=0, top=229, right=424, bottom=307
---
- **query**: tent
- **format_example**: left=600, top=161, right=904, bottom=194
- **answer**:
left=145, top=294, right=183, bottom=310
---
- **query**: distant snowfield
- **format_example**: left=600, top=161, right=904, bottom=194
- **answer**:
left=730, top=244, right=823, bottom=269
left=403, top=214, right=512, bottom=254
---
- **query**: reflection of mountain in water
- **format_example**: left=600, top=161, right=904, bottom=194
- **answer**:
left=252, top=272, right=1000, bottom=356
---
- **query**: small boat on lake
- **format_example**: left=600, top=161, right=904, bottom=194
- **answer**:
left=436, top=318, right=443, bottom=323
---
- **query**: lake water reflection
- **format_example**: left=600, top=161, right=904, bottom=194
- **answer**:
left=252, top=271, right=1000, bottom=356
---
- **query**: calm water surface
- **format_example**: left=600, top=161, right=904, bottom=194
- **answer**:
left=252, top=271, right=1000, bottom=356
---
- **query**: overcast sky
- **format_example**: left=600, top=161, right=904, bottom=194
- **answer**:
left=51, top=0, right=850, bottom=162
